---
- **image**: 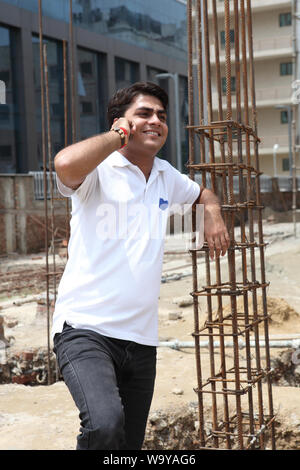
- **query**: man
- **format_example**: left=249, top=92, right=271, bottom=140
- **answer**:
left=52, top=81, right=229, bottom=450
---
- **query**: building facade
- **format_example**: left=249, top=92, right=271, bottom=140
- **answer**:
left=0, top=0, right=189, bottom=174
left=207, top=0, right=297, bottom=177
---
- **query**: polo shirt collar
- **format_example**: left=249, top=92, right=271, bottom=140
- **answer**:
left=109, top=151, right=168, bottom=173
left=108, top=151, right=132, bottom=168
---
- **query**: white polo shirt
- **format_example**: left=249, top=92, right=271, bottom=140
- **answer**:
left=51, top=151, right=200, bottom=346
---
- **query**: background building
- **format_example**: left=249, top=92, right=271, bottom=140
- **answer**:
left=208, top=0, right=298, bottom=177
left=0, top=0, right=189, bottom=174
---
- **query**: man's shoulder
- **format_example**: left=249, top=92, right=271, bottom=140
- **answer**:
left=154, top=157, right=174, bottom=173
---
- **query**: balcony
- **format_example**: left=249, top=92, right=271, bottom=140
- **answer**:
left=255, top=85, right=292, bottom=106
left=208, top=0, right=291, bottom=16
left=208, top=35, right=292, bottom=64
left=258, top=134, right=288, bottom=154
left=211, top=85, right=292, bottom=111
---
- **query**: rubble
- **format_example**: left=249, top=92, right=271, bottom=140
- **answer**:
left=217, top=296, right=300, bottom=326
left=168, top=311, right=182, bottom=321
left=0, top=347, right=57, bottom=386
left=143, top=404, right=199, bottom=450
left=171, top=388, right=184, bottom=395
left=172, top=296, right=193, bottom=308
left=270, top=349, right=300, bottom=387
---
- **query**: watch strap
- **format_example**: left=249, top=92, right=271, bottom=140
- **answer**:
left=111, top=126, right=128, bottom=148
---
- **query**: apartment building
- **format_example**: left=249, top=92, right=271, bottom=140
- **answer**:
left=207, top=0, right=295, bottom=177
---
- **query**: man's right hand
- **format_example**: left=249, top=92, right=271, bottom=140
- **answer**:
left=111, top=117, right=132, bottom=139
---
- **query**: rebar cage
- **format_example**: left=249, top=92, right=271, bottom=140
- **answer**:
left=187, top=0, right=276, bottom=449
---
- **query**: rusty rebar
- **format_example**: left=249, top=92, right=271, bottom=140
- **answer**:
left=63, top=39, right=71, bottom=246
left=233, top=0, right=255, bottom=446
left=69, top=0, right=76, bottom=144
left=38, top=0, right=52, bottom=386
left=188, top=0, right=276, bottom=450
left=187, top=0, right=206, bottom=447
left=246, top=0, right=276, bottom=449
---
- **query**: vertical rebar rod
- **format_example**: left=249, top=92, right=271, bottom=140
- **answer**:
left=63, top=39, right=70, bottom=246
left=224, top=0, right=244, bottom=450
left=69, top=0, right=76, bottom=144
left=240, top=0, right=265, bottom=448
left=44, top=44, right=57, bottom=304
left=233, top=0, right=256, bottom=444
left=246, top=0, right=276, bottom=449
left=38, top=0, right=51, bottom=386
left=211, top=0, right=231, bottom=449
left=44, top=43, right=56, bottom=386
left=203, top=0, right=219, bottom=447
left=292, top=0, right=297, bottom=238
left=196, top=0, right=207, bottom=182
left=187, top=0, right=206, bottom=447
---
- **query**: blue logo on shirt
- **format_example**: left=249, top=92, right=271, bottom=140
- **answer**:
left=159, top=198, right=168, bottom=210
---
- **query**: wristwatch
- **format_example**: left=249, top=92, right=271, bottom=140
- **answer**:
left=111, top=126, right=128, bottom=148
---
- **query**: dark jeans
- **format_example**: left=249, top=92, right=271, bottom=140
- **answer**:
left=53, top=323, right=156, bottom=450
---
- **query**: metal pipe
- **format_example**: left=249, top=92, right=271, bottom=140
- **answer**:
left=158, top=339, right=300, bottom=350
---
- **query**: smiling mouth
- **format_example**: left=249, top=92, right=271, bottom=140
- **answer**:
left=143, top=130, right=161, bottom=137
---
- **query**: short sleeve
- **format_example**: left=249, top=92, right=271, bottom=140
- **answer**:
left=167, top=165, right=200, bottom=214
left=56, top=169, right=99, bottom=202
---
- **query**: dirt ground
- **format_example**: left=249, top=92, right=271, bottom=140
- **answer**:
left=0, top=219, right=300, bottom=450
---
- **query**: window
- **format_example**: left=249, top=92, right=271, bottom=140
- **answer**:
left=222, top=76, right=236, bottom=94
left=0, top=145, right=12, bottom=159
left=0, top=25, right=20, bottom=173
left=81, top=101, right=93, bottom=114
left=115, top=57, right=139, bottom=90
left=32, top=35, right=65, bottom=169
left=220, top=29, right=235, bottom=49
left=280, top=110, right=288, bottom=124
left=51, top=103, right=63, bottom=116
left=0, top=70, right=10, bottom=83
left=78, top=47, right=107, bottom=140
left=282, top=158, right=290, bottom=171
left=80, top=61, right=93, bottom=76
left=0, top=104, right=9, bottom=122
left=280, top=62, right=293, bottom=76
left=279, top=12, right=292, bottom=27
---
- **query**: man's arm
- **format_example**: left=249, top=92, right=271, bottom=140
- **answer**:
left=197, top=187, right=230, bottom=260
left=54, top=117, right=130, bottom=190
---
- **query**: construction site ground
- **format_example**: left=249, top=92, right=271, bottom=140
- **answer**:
left=0, top=218, right=300, bottom=450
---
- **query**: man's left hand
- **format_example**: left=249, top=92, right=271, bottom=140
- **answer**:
left=204, top=203, right=230, bottom=260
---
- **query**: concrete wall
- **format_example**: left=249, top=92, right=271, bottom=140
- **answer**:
left=0, top=174, right=68, bottom=255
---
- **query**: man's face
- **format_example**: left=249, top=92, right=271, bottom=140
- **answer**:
left=123, top=94, right=168, bottom=154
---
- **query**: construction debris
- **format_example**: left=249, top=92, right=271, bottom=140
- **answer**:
left=0, top=348, right=57, bottom=386
left=270, top=349, right=300, bottom=387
